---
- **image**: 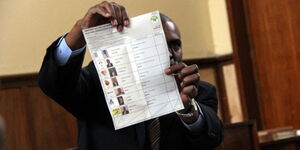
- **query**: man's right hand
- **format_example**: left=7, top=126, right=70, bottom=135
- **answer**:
left=65, top=1, right=130, bottom=50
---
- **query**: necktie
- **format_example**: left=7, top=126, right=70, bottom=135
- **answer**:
left=148, top=118, right=160, bottom=150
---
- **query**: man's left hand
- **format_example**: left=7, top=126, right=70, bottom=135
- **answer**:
left=165, top=63, right=200, bottom=113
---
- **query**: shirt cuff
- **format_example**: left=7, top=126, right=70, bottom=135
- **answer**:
left=180, top=102, right=205, bottom=132
left=55, top=36, right=86, bottom=66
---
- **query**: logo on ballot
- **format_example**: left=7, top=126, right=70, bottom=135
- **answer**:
left=150, top=15, right=159, bottom=23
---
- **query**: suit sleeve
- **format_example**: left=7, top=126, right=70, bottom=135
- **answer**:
left=38, top=37, right=93, bottom=119
left=184, top=81, right=224, bottom=149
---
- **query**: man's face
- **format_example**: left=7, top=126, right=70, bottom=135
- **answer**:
left=162, top=20, right=183, bottom=62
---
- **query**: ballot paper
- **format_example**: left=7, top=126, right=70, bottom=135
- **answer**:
left=82, top=11, right=184, bottom=130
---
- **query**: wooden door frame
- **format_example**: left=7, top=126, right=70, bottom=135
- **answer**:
left=225, top=0, right=264, bottom=129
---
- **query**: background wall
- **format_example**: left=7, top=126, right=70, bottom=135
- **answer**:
left=0, top=0, right=232, bottom=76
left=209, top=0, right=233, bottom=55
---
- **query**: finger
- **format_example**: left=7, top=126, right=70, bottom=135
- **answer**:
left=180, top=93, right=191, bottom=108
left=178, top=64, right=199, bottom=79
left=114, top=3, right=125, bottom=31
left=180, top=73, right=200, bottom=88
left=117, top=25, right=123, bottom=31
left=121, top=6, right=130, bottom=26
left=181, top=85, right=198, bottom=98
left=100, top=1, right=117, bottom=25
left=93, top=5, right=111, bottom=18
left=112, top=2, right=122, bottom=26
left=165, top=63, right=185, bottom=75
left=82, top=5, right=110, bottom=28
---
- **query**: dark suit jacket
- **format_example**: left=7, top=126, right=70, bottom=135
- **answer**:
left=38, top=37, right=223, bottom=150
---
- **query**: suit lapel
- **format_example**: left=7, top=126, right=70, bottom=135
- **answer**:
left=135, top=122, right=146, bottom=150
left=159, top=113, right=177, bottom=147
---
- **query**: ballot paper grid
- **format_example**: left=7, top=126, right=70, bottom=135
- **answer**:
left=83, top=11, right=184, bottom=130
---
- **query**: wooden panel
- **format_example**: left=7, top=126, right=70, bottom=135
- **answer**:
left=199, top=68, right=217, bottom=87
left=0, top=88, right=33, bottom=150
left=216, top=121, right=260, bottom=150
left=0, top=115, right=4, bottom=150
left=261, top=140, right=300, bottom=150
left=262, top=145, right=299, bottom=150
left=225, top=0, right=263, bottom=129
left=0, top=83, right=77, bottom=149
left=244, top=0, right=300, bottom=129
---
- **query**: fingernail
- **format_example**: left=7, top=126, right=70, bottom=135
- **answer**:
left=181, top=82, right=184, bottom=87
left=165, top=68, right=171, bottom=74
left=117, top=25, right=123, bottom=32
left=114, top=19, right=118, bottom=25
left=124, top=20, right=129, bottom=26
left=106, top=13, right=110, bottom=17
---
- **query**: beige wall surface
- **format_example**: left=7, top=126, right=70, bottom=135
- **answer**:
left=0, top=0, right=232, bottom=76
left=209, top=0, right=233, bottom=55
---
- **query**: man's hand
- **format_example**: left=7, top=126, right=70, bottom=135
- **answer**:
left=165, top=63, right=200, bottom=122
left=65, top=1, right=130, bottom=50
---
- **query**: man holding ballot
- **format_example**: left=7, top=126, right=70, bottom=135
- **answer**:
left=39, top=1, right=223, bottom=150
